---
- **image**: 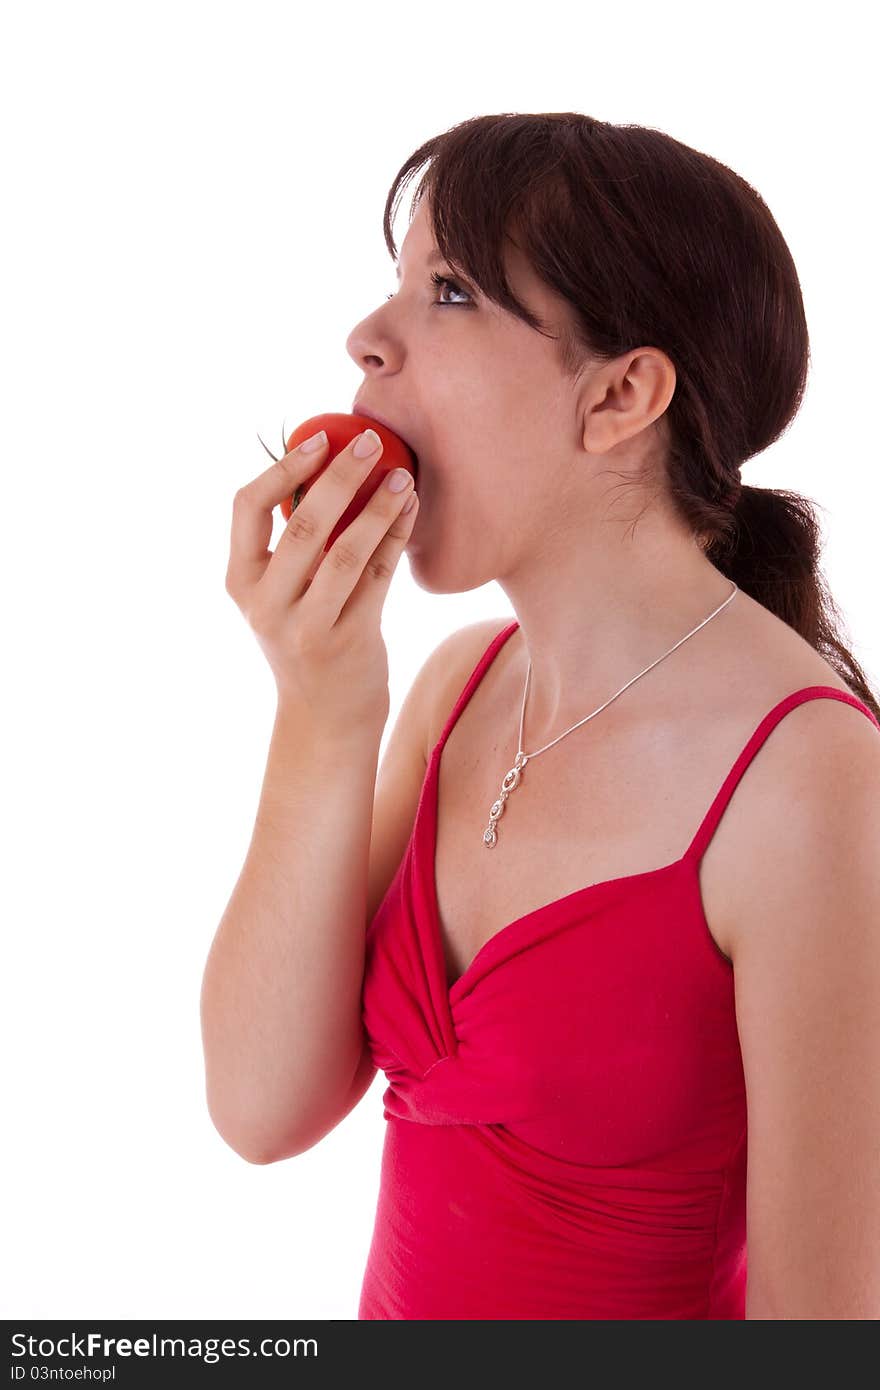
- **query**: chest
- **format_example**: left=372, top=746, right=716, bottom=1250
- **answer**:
left=432, top=709, right=740, bottom=991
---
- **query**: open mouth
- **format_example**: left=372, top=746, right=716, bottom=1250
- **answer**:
left=351, top=402, right=419, bottom=477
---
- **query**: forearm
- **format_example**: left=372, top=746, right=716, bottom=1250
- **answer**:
left=199, top=701, right=382, bottom=1161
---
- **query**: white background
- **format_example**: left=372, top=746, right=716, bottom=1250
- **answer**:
left=2, top=0, right=876, bottom=1320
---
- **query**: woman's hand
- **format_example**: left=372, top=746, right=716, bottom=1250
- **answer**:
left=225, top=428, right=419, bottom=730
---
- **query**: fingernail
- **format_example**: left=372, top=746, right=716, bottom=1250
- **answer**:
left=298, top=429, right=328, bottom=453
left=386, top=468, right=412, bottom=492
left=353, top=428, right=382, bottom=458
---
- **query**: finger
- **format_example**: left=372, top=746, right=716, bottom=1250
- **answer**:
left=263, top=427, right=388, bottom=601
left=345, top=493, right=420, bottom=624
left=225, top=432, right=330, bottom=596
left=307, top=475, right=419, bottom=628
left=278, top=427, right=386, bottom=555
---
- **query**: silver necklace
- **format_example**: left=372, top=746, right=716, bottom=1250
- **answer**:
left=482, top=581, right=739, bottom=847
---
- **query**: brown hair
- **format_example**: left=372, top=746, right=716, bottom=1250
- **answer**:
left=380, top=112, right=879, bottom=719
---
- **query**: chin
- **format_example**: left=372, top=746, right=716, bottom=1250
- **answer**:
left=404, top=491, right=500, bottom=592
left=406, top=539, right=495, bottom=595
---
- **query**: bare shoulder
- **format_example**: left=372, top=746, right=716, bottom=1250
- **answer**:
left=743, top=595, right=878, bottom=760
left=758, top=681, right=880, bottom=815
left=423, top=617, right=516, bottom=755
left=683, top=590, right=879, bottom=960
left=718, top=603, right=880, bottom=959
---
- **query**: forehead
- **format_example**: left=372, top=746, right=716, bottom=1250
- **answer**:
left=394, top=248, right=446, bottom=281
left=395, top=200, right=445, bottom=277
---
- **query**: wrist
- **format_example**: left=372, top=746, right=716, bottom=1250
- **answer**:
left=272, top=696, right=386, bottom=758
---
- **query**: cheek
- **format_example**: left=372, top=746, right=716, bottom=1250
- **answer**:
left=420, top=419, right=544, bottom=520
left=428, top=401, right=504, bottom=467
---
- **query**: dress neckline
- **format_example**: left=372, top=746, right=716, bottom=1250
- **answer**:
left=416, top=618, right=879, bottom=1013
left=420, top=623, right=696, bottom=1006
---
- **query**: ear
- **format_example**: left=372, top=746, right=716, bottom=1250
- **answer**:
left=580, top=348, right=676, bottom=454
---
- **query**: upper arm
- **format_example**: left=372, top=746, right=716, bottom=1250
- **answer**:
left=730, top=700, right=880, bottom=1318
left=341, top=617, right=514, bottom=1118
left=365, top=616, right=514, bottom=929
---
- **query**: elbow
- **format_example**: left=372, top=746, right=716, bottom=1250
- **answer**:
left=206, top=1101, right=334, bottom=1165
left=202, top=1054, right=372, bottom=1165
left=205, top=1102, right=302, bottom=1166
left=207, top=1116, right=272, bottom=1165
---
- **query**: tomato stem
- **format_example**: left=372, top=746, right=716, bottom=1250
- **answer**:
left=256, top=430, right=279, bottom=463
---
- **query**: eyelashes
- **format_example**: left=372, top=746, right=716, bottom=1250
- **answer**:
left=384, top=272, right=474, bottom=308
left=428, top=271, right=472, bottom=306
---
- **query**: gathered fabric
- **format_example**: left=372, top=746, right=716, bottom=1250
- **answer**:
left=358, top=621, right=879, bottom=1319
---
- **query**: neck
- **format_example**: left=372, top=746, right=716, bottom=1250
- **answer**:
left=497, top=512, right=737, bottom=745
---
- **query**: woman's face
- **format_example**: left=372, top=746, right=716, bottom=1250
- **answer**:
left=345, top=198, right=593, bottom=594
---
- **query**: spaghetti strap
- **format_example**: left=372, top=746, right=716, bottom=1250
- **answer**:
left=683, top=685, right=880, bottom=865
left=430, top=627, right=879, bottom=867
left=430, top=620, right=521, bottom=761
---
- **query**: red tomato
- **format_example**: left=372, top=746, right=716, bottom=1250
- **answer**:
left=280, top=412, right=418, bottom=553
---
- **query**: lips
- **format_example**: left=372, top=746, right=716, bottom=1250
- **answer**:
left=351, top=399, right=420, bottom=473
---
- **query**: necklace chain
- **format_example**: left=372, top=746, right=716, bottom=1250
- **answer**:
left=481, top=581, right=739, bottom=848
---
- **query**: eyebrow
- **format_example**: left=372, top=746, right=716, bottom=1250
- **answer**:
left=394, top=251, right=446, bottom=282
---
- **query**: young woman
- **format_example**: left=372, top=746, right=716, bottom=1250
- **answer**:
left=207, top=113, right=880, bottom=1320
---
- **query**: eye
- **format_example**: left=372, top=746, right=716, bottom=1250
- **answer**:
left=384, top=272, right=474, bottom=308
left=428, top=271, right=472, bottom=307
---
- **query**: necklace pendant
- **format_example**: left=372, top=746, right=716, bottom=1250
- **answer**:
left=482, top=752, right=528, bottom=848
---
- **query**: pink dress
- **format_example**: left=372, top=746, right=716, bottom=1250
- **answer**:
left=358, top=620, right=879, bottom=1318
